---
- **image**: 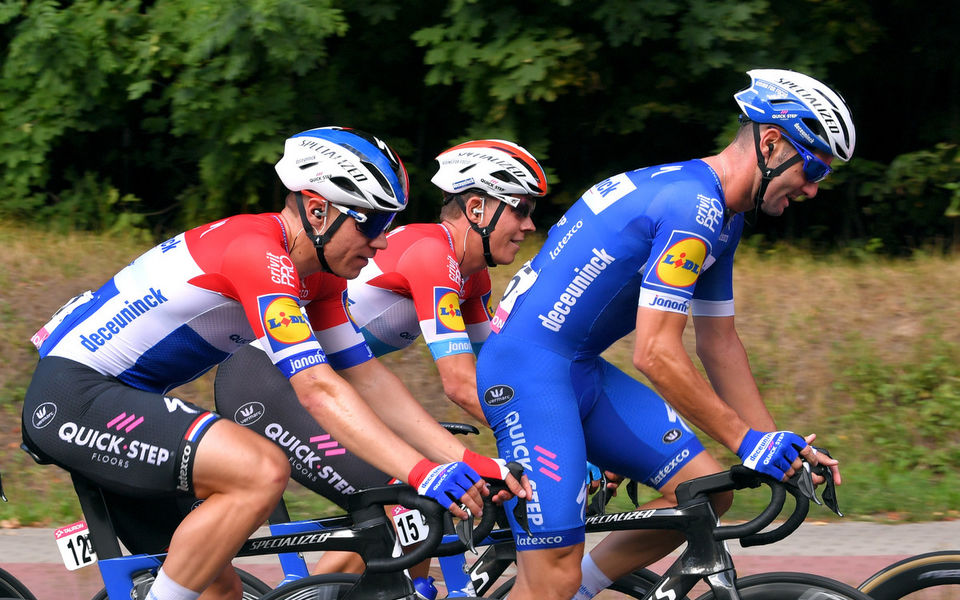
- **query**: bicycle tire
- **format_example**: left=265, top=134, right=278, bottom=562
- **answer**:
left=694, top=572, right=874, bottom=600
left=259, top=574, right=360, bottom=600
left=88, top=566, right=270, bottom=600
left=858, top=551, right=960, bottom=600
left=0, top=567, right=37, bottom=599
left=489, top=567, right=679, bottom=599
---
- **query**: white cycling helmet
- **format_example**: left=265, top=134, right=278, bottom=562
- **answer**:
left=431, top=139, right=548, bottom=206
left=275, top=126, right=409, bottom=275
left=275, top=126, right=409, bottom=211
left=734, top=69, right=856, bottom=161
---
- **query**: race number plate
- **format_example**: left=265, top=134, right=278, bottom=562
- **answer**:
left=54, top=520, right=97, bottom=570
left=391, top=505, right=429, bottom=547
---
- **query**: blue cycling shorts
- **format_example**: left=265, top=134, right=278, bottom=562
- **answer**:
left=477, top=336, right=704, bottom=550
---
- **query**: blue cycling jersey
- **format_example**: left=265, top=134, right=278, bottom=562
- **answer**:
left=478, top=159, right=741, bottom=550
left=492, top=159, right=743, bottom=353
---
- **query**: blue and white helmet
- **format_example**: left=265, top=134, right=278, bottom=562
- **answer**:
left=275, top=126, right=409, bottom=212
left=734, top=69, right=856, bottom=161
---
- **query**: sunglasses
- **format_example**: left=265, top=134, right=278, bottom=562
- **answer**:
left=781, top=135, right=833, bottom=183
left=508, top=197, right=536, bottom=219
left=329, top=203, right=396, bottom=239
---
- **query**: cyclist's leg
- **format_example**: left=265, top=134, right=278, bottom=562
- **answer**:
left=579, top=359, right=731, bottom=587
left=22, top=357, right=290, bottom=598
left=161, top=418, right=289, bottom=593
left=478, top=339, right=589, bottom=600
left=198, top=564, right=242, bottom=600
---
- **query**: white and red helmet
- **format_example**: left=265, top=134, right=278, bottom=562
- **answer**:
left=430, top=139, right=548, bottom=205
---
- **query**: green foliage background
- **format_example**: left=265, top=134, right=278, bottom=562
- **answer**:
left=1, top=0, right=958, bottom=252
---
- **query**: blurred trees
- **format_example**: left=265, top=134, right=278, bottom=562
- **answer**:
left=0, top=0, right=957, bottom=253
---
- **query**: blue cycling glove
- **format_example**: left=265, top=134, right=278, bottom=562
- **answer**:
left=736, top=429, right=806, bottom=480
left=408, top=459, right=480, bottom=508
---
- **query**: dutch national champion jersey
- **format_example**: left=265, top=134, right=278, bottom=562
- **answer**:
left=346, top=223, right=495, bottom=360
left=31, top=213, right=366, bottom=394
left=491, top=159, right=744, bottom=359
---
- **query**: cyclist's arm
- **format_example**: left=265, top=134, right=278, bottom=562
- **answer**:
left=633, top=305, right=750, bottom=453
left=337, top=357, right=469, bottom=463
left=434, top=353, right=488, bottom=425
left=692, top=314, right=776, bottom=430
left=290, top=362, right=442, bottom=477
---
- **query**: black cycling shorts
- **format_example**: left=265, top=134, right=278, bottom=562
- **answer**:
left=214, top=345, right=391, bottom=509
left=22, top=356, right=220, bottom=498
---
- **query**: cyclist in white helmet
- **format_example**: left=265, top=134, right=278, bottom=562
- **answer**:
left=214, top=138, right=546, bottom=578
left=24, top=127, right=525, bottom=600
left=473, top=69, right=853, bottom=600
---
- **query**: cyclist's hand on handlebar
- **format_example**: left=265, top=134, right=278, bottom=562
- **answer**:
left=408, top=459, right=485, bottom=519
left=736, top=428, right=807, bottom=481
left=463, top=449, right=531, bottom=503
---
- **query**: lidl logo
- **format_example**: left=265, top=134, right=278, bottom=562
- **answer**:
left=482, top=291, right=494, bottom=320
left=655, top=237, right=707, bottom=288
left=260, top=295, right=311, bottom=347
left=435, top=287, right=466, bottom=334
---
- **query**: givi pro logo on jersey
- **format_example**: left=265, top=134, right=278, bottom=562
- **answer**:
left=434, top=287, right=466, bottom=334
left=259, top=294, right=311, bottom=351
left=655, top=236, right=707, bottom=288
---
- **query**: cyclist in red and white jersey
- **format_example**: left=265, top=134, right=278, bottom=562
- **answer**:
left=22, top=127, right=524, bottom=600
left=214, top=139, right=546, bottom=576
left=347, top=139, right=546, bottom=421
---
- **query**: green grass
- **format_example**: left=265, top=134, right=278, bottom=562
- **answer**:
left=1, top=224, right=959, bottom=526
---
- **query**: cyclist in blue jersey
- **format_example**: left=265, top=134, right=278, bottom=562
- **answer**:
left=476, top=69, right=855, bottom=600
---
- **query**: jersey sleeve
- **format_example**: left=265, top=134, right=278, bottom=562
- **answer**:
left=209, top=220, right=328, bottom=378
left=637, top=179, right=725, bottom=316
left=395, top=236, right=475, bottom=360
left=460, top=271, right=494, bottom=354
left=691, top=216, right=743, bottom=317
left=302, top=273, right=374, bottom=370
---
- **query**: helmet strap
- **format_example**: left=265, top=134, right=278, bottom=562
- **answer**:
left=749, top=121, right=802, bottom=220
left=295, top=192, right=349, bottom=275
left=455, top=194, right=507, bottom=268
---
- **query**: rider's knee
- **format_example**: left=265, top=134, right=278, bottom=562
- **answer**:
left=517, top=547, right=583, bottom=600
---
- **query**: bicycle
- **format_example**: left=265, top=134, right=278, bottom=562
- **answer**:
left=22, top=442, right=506, bottom=600
left=265, top=464, right=872, bottom=600
left=859, top=550, right=960, bottom=599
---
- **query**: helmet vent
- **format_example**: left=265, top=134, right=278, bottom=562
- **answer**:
left=491, top=170, right=521, bottom=186
left=298, top=162, right=319, bottom=170
left=361, top=160, right=395, bottom=199
left=329, top=176, right=365, bottom=200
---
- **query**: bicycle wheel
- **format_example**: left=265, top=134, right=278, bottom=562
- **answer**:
left=859, top=551, right=960, bottom=600
left=0, top=567, right=37, bottom=599
left=259, top=574, right=360, bottom=600
left=490, top=568, right=675, bottom=599
left=89, top=566, right=270, bottom=600
left=694, top=572, right=873, bottom=600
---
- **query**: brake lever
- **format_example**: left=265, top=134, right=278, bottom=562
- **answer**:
left=626, top=480, right=640, bottom=509
left=586, top=474, right=610, bottom=516
left=506, top=461, right=532, bottom=537
left=788, top=463, right=818, bottom=503
left=811, top=462, right=843, bottom=517
left=454, top=507, right=477, bottom=554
